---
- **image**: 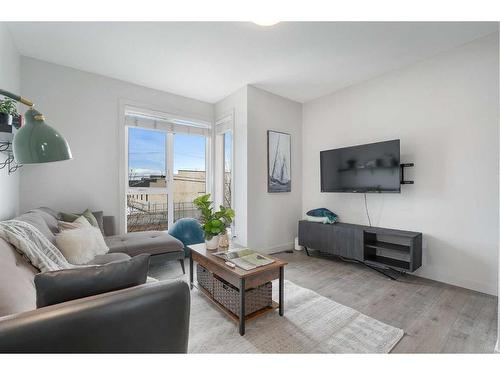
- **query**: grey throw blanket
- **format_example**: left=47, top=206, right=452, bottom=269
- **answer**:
left=0, top=219, right=75, bottom=272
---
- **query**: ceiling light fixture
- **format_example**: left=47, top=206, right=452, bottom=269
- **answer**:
left=252, top=20, right=280, bottom=27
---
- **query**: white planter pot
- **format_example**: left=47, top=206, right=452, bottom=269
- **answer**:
left=205, top=235, right=220, bottom=250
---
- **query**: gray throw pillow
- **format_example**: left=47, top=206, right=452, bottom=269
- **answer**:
left=16, top=212, right=57, bottom=245
left=92, top=211, right=104, bottom=235
left=28, top=208, right=60, bottom=234
left=34, top=254, right=151, bottom=308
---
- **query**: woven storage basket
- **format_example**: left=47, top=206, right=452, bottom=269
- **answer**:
left=196, top=264, right=214, bottom=295
left=213, top=276, right=272, bottom=316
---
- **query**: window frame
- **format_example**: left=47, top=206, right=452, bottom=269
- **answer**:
left=120, top=101, right=213, bottom=234
left=215, top=111, right=235, bottom=234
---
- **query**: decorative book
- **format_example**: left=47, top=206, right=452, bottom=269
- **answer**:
left=215, top=249, right=274, bottom=270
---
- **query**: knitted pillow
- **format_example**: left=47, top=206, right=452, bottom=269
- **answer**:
left=55, top=225, right=109, bottom=265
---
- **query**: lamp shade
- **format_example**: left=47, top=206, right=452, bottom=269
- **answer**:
left=13, top=108, right=72, bottom=164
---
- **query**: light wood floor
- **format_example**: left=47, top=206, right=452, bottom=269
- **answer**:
left=149, top=250, right=498, bottom=353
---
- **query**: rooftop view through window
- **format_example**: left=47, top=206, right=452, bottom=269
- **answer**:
left=127, top=127, right=206, bottom=232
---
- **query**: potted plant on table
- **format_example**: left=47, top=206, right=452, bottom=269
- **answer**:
left=193, top=194, right=235, bottom=250
left=0, top=98, right=19, bottom=133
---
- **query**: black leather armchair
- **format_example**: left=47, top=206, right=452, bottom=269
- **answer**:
left=0, top=280, right=190, bottom=353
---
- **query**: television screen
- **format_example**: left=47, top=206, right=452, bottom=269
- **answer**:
left=320, top=140, right=401, bottom=193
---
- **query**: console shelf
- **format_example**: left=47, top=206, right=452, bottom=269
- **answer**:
left=364, top=255, right=410, bottom=271
left=298, top=221, right=422, bottom=272
left=365, top=240, right=410, bottom=252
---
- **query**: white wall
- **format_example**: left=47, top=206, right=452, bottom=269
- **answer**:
left=215, top=87, right=248, bottom=246
left=214, top=85, right=303, bottom=252
left=247, top=86, right=302, bottom=252
left=302, top=33, right=499, bottom=295
left=0, top=24, right=20, bottom=220
left=20, top=57, right=213, bottom=227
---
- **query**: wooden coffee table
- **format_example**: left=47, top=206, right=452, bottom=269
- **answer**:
left=188, top=243, right=287, bottom=335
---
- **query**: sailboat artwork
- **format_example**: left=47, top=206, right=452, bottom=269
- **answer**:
left=267, top=130, right=291, bottom=193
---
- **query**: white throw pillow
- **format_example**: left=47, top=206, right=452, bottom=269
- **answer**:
left=55, top=226, right=109, bottom=265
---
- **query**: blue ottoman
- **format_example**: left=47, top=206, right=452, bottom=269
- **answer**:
left=168, top=218, right=204, bottom=256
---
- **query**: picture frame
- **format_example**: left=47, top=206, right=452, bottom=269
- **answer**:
left=267, top=130, right=291, bottom=193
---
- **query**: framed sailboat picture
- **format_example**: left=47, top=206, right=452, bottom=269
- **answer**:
left=267, top=130, right=291, bottom=193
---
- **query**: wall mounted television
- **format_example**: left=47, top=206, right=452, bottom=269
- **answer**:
left=320, top=139, right=401, bottom=193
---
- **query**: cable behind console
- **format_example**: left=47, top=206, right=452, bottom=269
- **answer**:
left=364, top=193, right=372, bottom=227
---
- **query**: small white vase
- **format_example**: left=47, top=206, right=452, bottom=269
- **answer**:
left=205, top=235, right=220, bottom=250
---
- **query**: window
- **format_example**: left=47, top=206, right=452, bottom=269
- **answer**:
left=223, top=131, right=232, bottom=208
left=125, top=107, right=211, bottom=232
left=173, top=133, right=207, bottom=222
left=127, top=127, right=168, bottom=232
left=215, top=113, right=234, bottom=233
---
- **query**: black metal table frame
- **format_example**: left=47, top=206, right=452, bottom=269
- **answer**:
left=189, top=255, right=284, bottom=335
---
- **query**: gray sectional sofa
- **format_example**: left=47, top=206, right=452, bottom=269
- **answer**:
left=17, top=207, right=186, bottom=269
left=0, top=208, right=190, bottom=353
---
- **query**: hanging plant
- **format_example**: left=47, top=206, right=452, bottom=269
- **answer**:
left=0, top=98, right=19, bottom=128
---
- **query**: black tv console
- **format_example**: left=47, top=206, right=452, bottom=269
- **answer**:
left=298, top=221, right=422, bottom=274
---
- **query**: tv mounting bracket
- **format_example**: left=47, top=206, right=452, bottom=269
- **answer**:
left=400, top=163, right=414, bottom=185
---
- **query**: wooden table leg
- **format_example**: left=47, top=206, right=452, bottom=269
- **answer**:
left=189, top=254, right=194, bottom=290
left=279, top=266, right=284, bottom=316
left=239, top=278, right=246, bottom=335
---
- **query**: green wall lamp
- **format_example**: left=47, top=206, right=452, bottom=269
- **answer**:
left=0, top=89, right=72, bottom=164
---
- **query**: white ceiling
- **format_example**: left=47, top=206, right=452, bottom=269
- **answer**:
left=7, top=22, right=498, bottom=103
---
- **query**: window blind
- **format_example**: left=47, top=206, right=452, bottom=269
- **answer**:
left=215, top=114, right=233, bottom=134
left=125, top=107, right=212, bottom=136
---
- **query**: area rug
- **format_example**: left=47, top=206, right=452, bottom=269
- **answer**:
left=188, top=280, right=404, bottom=353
